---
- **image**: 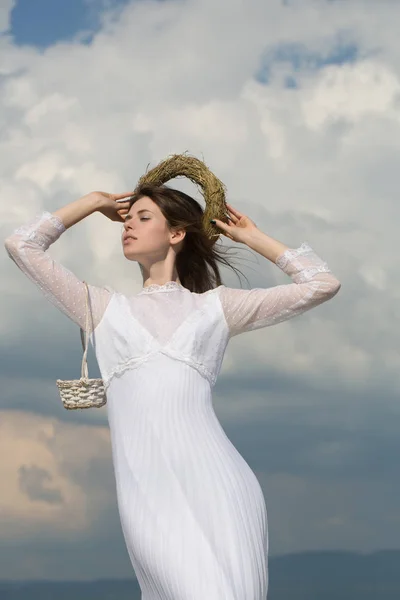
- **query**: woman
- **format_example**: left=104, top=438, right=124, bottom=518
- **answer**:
left=4, top=184, right=341, bottom=599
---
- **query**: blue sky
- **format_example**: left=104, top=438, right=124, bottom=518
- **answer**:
left=11, top=0, right=129, bottom=48
left=256, top=39, right=359, bottom=87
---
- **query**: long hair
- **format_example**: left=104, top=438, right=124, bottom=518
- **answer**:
left=129, top=183, right=250, bottom=294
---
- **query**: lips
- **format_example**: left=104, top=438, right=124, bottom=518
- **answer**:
left=123, top=236, right=137, bottom=242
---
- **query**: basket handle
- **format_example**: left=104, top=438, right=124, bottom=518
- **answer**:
left=79, top=281, right=91, bottom=380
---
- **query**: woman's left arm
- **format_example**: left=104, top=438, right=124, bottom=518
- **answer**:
left=211, top=204, right=341, bottom=338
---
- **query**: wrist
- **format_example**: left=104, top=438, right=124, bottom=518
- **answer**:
left=241, top=228, right=264, bottom=247
left=53, top=195, right=100, bottom=230
left=244, top=229, right=290, bottom=263
left=82, top=194, right=102, bottom=213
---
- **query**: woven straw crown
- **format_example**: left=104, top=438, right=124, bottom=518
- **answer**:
left=135, top=154, right=228, bottom=243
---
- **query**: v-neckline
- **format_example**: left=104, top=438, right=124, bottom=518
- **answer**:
left=127, top=304, right=206, bottom=349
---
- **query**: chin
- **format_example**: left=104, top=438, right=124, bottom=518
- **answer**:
left=122, top=247, right=136, bottom=259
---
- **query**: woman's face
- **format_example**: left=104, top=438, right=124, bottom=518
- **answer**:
left=121, top=196, right=184, bottom=262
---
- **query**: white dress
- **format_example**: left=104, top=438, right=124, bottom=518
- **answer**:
left=4, top=212, right=341, bottom=600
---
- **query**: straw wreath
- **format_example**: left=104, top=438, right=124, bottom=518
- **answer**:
left=135, top=154, right=228, bottom=243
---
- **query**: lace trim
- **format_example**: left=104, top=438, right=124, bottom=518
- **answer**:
left=137, top=281, right=186, bottom=295
left=103, top=350, right=215, bottom=389
left=103, top=354, right=154, bottom=388
left=26, top=231, right=49, bottom=248
left=293, top=265, right=332, bottom=283
left=13, top=211, right=66, bottom=237
left=275, top=242, right=313, bottom=269
left=43, top=211, right=66, bottom=233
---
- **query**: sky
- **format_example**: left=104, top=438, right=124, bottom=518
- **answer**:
left=1, top=0, right=400, bottom=583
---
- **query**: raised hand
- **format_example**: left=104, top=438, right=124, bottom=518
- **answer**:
left=90, top=191, right=134, bottom=222
left=211, top=203, right=259, bottom=244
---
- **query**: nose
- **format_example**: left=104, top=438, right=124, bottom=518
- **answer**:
left=122, top=221, right=137, bottom=239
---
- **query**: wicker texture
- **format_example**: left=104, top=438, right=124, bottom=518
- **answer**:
left=56, top=281, right=107, bottom=410
left=135, top=154, right=228, bottom=243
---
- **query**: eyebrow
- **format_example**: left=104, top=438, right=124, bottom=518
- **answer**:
left=125, top=209, right=153, bottom=221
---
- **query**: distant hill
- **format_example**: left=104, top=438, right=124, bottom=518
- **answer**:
left=0, top=550, right=399, bottom=599
left=270, top=550, right=400, bottom=600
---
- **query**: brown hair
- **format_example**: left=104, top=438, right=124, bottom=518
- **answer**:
left=129, top=183, right=250, bottom=294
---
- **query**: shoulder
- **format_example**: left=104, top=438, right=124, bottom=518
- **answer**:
left=194, top=285, right=225, bottom=297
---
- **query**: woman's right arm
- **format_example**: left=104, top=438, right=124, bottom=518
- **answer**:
left=4, top=194, right=112, bottom=334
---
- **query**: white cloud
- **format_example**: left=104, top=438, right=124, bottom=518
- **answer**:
left=0, top=0, right=14, bottom=34
left=301, top=59, right=400, bottom=128
left=0, top=410, right=112, bottom=540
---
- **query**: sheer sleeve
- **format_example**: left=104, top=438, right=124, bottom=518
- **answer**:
left=4, top=211, right=112, bottom=334
left=217, top=242, right=341, bottom=338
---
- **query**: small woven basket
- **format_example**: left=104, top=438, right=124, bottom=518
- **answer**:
left=56, top=281, right=107, bottom=410
left=135, top=153, right=228, bottom=244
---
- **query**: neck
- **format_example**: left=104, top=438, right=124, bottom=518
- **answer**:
left=140, top=252, right=181, bottom=289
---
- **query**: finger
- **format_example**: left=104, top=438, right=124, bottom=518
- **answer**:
left=211, top=218, right=231, bottom=233
left=113, top=192, right=135, bottom=201
left=226, top=203, right=242, bottom=218
left=225, top=211, right=237, bottom=223
left=226, top=207, right=241, bottom=220
left=115, top=191, right=135, bottom=198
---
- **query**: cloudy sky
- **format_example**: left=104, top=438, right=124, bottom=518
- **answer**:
left=1, top=0, right=399, bottom=582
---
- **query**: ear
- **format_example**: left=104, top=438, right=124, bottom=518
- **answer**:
left=170, top=228, right=186, bottom=245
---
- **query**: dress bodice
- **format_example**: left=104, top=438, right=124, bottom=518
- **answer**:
left=90, top=286, right=229, bottom=389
